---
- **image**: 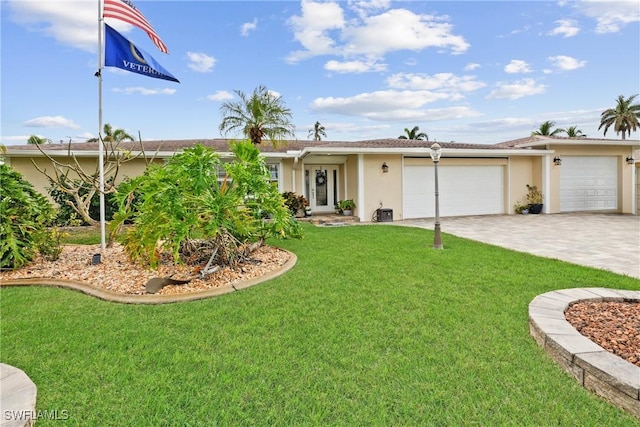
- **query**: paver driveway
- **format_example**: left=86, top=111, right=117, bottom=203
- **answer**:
left=401, top=213, right=640, bottom=279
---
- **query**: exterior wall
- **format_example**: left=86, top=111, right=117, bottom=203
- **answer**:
left=362, top=154, right=403, bottom=221
left=548, top=145, right=636, bottom=214
left=345, top=154, right=358, bottom=214
left=280, top=158, right=295, bottom=193
left=508, top=156, right=536, bottom=214
left=7, top=155, right=162, bottom=200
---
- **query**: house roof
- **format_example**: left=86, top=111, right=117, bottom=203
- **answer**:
left=495, top=135, right=640, bottom=148
left=5, top=136, right=637, bottom=158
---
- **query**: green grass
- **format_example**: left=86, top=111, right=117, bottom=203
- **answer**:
left=59, top=227, right=102, bottom=245
left=2, top=224, right=639, bottom=426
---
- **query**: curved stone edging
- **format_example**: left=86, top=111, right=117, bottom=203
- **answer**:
left=0, top=251, right=297, bottom=305
left=529, top=288, right=640, bottom=417
left=0, top=363, right=37, bottom=427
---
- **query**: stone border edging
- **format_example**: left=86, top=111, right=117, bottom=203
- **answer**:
left=0, top=251, right=296, bottom=305
left=0, top=363, right=37, bottom=427
left=529, top=287, right=640, bottom=417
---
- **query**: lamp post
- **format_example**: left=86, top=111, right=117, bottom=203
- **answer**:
left=430, top=143, right=443, bottom=249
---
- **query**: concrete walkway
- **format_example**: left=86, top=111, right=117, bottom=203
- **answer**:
left=400, top=213, right=640, bottom=279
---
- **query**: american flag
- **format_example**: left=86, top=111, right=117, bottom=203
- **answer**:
left=103, top=0, right=169, bottom=54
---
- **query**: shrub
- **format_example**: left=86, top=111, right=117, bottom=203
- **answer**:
left=0, top=164, right=57, bottom=269
left=282, top=192, right=309, bottom=216
left=110, top=141, right=302, bottom=268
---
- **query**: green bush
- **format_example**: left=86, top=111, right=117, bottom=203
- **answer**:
left=110, top=141, right=302, bottom=268
left=0, top=164, right=57, bottom=269
left=282, top=191, right=309, bottom=216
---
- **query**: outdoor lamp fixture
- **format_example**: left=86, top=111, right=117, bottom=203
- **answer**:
left=553, top=156, right=562, bottom=166
left=626, top=156, right=635, bottom=165
left=382, top=162, right=389, bottom=173
left=429, top=143, right=443, bottom=250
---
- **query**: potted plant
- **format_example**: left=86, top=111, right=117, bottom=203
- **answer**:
left=526, top=184, right=544, bottom=214
left=337, top=199, right=356, bottom=216
left=513, top=200, right=529, bottom=214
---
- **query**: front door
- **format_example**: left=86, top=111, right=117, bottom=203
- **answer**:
left=306, top=166, right=338, bottom=213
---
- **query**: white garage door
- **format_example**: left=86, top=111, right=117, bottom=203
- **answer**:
left=560, top=156, right=617, bottom=212
left=403, top=165, right=504, bottom=219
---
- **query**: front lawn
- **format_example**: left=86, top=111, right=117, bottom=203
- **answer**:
left=1, top=224, right=639, bottom=425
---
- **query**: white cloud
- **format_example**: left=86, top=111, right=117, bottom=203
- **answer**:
left=548, top=19, right=580, bottom=37
left=207, top=90, right=234, bottom=101
left=113, top=87, right=177, bottom=95
left=486, top=78, right=547, bottom=100
left=341, top=9, right=470, bottom=57
left=572, top=0, right=640, bottom=33
left=287, top=1, right=469, bottom=63
left=348, top=0, right=391, bottom=19
left=187, top=52, right=216, bottom=72
left=548, top=55, right=587, bottom=71
left=324, top=59, right=387, bottom=73
left=309, top=90, right=480, bottom=122
left=6, top=1, right=137, bottom=53
left=386, top=72, right=486, bottom=94
left=241, top=18, right=258, bottom=36
left=287, top=0, right=346, bottom=62
left=23, top=116, right=81, bottom=129
left=504, top=59, right=532, bottom=74
left=465, top=63, right=481, bottom=71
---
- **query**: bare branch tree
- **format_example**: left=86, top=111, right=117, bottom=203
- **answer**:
left=31, top=135, right=156, bottom=226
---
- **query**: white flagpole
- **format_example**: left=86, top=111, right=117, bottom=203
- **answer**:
left=97, top=0, right=106, bottom=253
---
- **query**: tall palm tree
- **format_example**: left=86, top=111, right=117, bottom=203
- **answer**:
left=564, top=126, right=586, bottom=138
left=219, top=85, right=295, bottom=145
left=531, top=120, right=564, bottom=136
left=87, top=123, right=134, bottom=143
left=308, top=121, right=327, bottom=141
left=398, top=126, right=428, bottom=140
left=27, top=135, right=52, bottom=145
left=598, top=94, right=640, bottom=140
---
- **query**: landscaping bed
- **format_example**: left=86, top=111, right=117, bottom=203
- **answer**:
left=0, top=243, right=290, bottom=296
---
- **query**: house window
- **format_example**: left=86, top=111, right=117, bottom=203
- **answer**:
left=268, top=164, right=279, bottom=182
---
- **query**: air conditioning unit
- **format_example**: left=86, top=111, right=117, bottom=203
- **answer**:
left=376, top=208, right=393, bottom=222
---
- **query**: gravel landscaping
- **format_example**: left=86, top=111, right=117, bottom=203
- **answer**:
left=565, top=301, right=640, bottom=367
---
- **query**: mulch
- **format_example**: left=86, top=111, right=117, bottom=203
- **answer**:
left=565, top=301, right=640, bottom=367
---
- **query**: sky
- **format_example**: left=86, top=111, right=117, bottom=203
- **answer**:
left=1, top=0, right=639, bottom=146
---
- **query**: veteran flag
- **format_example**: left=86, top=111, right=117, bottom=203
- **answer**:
left=104, top=24, right=179, bottom=83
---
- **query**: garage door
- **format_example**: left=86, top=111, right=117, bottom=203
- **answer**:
left=403, top=165, right=504, bottom=219
left=560, top=156, right=617, bottom=212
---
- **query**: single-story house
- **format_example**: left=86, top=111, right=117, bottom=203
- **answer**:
left=3, top=135, right=639, bottom=219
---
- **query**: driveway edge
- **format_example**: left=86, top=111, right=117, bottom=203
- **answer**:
left=529, top=288, right=640, bottom=417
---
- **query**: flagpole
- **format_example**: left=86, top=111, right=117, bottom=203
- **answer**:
left=97, top=0, right=106, bottom=253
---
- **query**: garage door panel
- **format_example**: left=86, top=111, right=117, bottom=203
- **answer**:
left=403, top=165, right=503, bottom=219
left=560, top=156, right=617, bottom=212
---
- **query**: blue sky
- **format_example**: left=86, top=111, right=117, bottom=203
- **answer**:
left=2, top=0, right=639, bottom=146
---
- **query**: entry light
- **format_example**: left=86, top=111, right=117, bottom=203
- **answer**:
left=382, top=162, right=389, bottom=173
left=553, top=156, right=562, bottom=166
left=626, top=156, right=635, bottom=165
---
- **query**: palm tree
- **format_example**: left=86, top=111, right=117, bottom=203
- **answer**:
left=27, top=135, right=52, bottom=145
left=87, top=123, right=134, bottom=143
left=398, top=126, right=428, bottom=140
left=308, top=121, right=327, bottom=141
left=219, top=85, right=295, bottom=145
left=531, top=120, right=564, bottom=136
left=598, top=94, right=640, bottom=140
left=564, top=126, right=586, bottom=138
